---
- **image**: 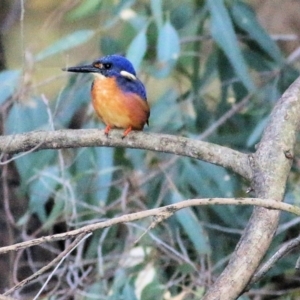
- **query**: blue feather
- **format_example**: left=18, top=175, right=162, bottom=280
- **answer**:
left=95, top=55, right=147, bottom=101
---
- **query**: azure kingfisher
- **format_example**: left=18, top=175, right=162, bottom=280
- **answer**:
left=63, top=55, right=150, bottom=137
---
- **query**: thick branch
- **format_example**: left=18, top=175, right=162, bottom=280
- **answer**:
left=0, top=197, right=298, bottom=255
left=203, top=76, right=300, bottom=299
left=0, top=130, right=251, bottom=180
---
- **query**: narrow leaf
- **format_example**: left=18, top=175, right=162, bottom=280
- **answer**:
left=35, top=30, right=95, bottom=61
left=0, top=70, right=21, bottom=105
left=6, top=97, right=49, bottom=134
left=113, top=0, right=135, bottom=16
left=155, top=20, right=180, bottom=77
left=157, top=20, right=180, bottom=63
left=207, top=0, right=255, bottom=91
left=67, top=0, right=102, bottom=20
left=169, top=192, right=211, bottom=255
left=6, top=98, right=56, bottom=182
left=151, top=0, right=163, bottom=29
left=29, top=166, right=59, bottom=222
left=101, top=36, right=121, bottom=55
left=126, top=28, right=147, bottom=71
left=231, top=1, right=282, bottom=63
left=94, top=147, right=114, bottom=205
left=247, top=116, right=269, bottom=147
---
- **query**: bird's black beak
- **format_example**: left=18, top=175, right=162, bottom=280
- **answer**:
left=62, top=64, right=99, bottom=73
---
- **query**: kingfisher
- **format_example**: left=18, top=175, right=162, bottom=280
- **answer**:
left=63, top=55, right=150, bottom=137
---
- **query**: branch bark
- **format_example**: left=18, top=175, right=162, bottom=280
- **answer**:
left=203, top=76, right=300, bottom=299
left=0, top=130, right=252, bottom=180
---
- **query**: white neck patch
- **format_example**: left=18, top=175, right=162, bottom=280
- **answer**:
left=120, top=70, right=136, bottom=81
left=93, top=73, right=105, bottom=80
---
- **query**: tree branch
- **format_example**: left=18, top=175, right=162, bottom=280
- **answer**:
left=249, top=234, right=300, bottom=286
left=203, top=76, right=300, bottom=299
left=0, top=197, right=298, bottom=255
left=0, top=130, right=252, bottom=180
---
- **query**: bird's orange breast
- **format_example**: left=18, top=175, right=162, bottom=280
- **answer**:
left=91, top=76, right=149, bottom=130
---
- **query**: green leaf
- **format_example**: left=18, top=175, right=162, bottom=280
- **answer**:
left=150, top=89, right=183, bottom=133
left=126, top=28, right=147, bottom=72
left=126, top=15, right=148, bottom=32
left=199, top=161, right=235, bottom=197
left=29, top=166, right=59, bottom=222
left=151, top=0, right=163, bottom=29
left=231, top=1, right=283, bottom=63
left=86, top=282, right=105, bottom=298
left=67, top=0, right=102, bottom=20
left=140, top=280, right=163, bottom=300
left=111, top=269, right=127, bottom=293
left=101, top=36, right=121, bottom=56
left=54, top=81, right=90, bottom=128
left=6, top=98, right=57, bottom=183
left=15, top=150, right=57, bottom=192
left=207, top=0, right=255, bottom=91
left=0, top=70, right=21, bottom=105
left=73, top=127, right=116, bottom=210
left=171, top=4, right=194, bottom=30
left=169, top=192, right=211, bottom=255
left=74, top=147, right=96, bottom=207
left=243, top=48, right=275, bottom=72
left=42, top=191, right=65, bottom=229
left=35, top=30, right=95, bottom=61
left=179, top=159, right=235, bottom=199
left=125, top=148, right=147, bottom=172
left=157, top=20, right=180, bottom=63
left=198, top=49, right=218, bottom=90
left=122, top=283, right=138, bottom=300
left=94, top=147, right=115, bottom=205
left=6, top=97, right=49, bottom=133
left=154, top=20, right=180, bottom=77
left=113, top=0, right=135, bottom=16
left=247, top=116, right=269, bottom=147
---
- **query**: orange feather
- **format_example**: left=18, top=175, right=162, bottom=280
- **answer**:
left=91, top=76, right=150, bottom=133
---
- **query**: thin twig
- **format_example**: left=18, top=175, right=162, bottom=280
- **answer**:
left=199, top=94, right=252, bottom=140
left=32, top=233, right=91, bottom=300
left=249, top=234, right=300, bottom=286
left=0, top=139, right=44, bottom=165
left=3, top=233, right=91, bottom=297
left=1, top=156, right=15, bottom=225
left=0, top=295, right=16, bottom=300
left=0, top=197, right=299, bottom=256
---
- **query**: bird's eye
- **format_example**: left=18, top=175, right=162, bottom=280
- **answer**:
left=103, top=63, right=112, bottom=69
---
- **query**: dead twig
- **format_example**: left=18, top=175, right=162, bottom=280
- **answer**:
left=0, top=197, right=298, bottom=256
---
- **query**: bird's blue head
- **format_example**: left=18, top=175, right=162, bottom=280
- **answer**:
left=63, top=55, right=136, bottom=79
left=96, top=55, right=136, bottom=78
left=63, top=54, right=147, bottom=100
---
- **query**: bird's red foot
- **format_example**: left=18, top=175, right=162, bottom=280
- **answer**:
left=104, top=125, right=111, bottom=137
left=122, top=126, right=132, bottom=139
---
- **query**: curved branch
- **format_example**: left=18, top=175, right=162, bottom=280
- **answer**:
left=0, top=130, right=252, bottom=180
left=203, top=76, right=300, bottom=299
left=0, top=197, right=298, bottom=255
left=250, top=234, right=300, bottom=286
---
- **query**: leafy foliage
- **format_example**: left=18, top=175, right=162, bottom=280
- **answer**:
left=1, top=0, right=300, bottom=299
